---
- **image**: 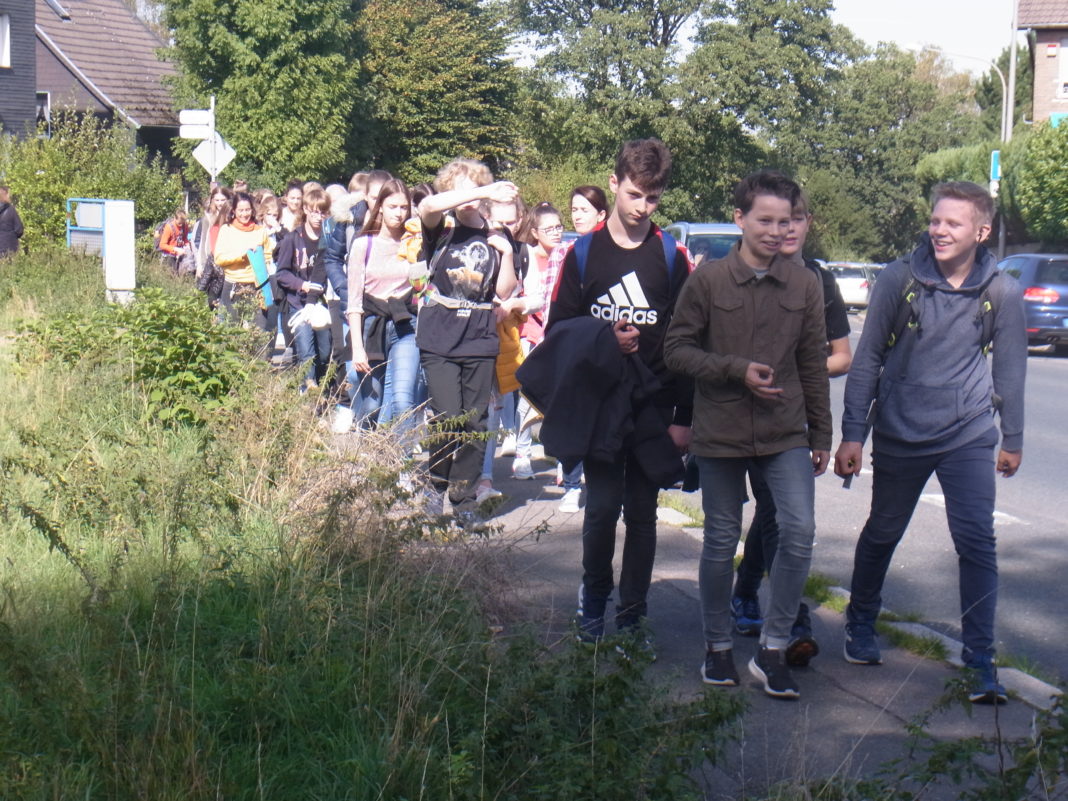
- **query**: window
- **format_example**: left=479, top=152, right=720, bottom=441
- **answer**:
left=0, top=15, right=11, bottom=69
left=36, top=92, right=51, bottom=137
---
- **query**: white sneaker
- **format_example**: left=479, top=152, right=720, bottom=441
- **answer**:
left=559, top=487, right=582, bottom=513
left=332, top=404, right=354, bottom=434
left=475, top=484, right=502, bottom=503
left=512, top=457, right=535, bottom=480
left=499, top=432, right=517, bottom=457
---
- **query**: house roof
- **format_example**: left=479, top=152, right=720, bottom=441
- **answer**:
left=1019, top=0, right=1068, bottom=28
left=35, top=0, right=177, bottom=128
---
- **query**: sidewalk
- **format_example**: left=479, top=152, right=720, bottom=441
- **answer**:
left=482, top=454, right=1061, bottom=800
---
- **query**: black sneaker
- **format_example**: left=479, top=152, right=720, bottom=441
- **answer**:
left=701, top=649, right=740, bottom=686
left=749, top=646, right=800, bottom=699
left=575, top=584, right=605, bottom=644
left=785, top=603, right=820, bottom=667
left=615, top=622, right=657, bottom=662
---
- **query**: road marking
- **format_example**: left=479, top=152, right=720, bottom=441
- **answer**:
left=918, top=493, right=1028, bottom=525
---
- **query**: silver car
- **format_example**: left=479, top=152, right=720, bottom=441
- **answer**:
left=827, top=262, right=879, bottom=311
left=664, top=222, right=742, bottom=267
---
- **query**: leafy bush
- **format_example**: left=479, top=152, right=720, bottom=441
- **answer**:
left=0, top=112, right=184, bottom=254
left=20, top=287, right=252, bottom=425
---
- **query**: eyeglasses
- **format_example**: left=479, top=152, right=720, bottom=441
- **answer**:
left=538, top=225, right=564, bottom=234
left=306, top=209, right=327, bottom=216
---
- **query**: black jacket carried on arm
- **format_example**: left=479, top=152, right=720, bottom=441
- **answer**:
left=517, top=317, right=685, bottom=488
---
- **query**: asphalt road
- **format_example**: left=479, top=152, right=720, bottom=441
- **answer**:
left=810, top=314, right=1067, bottom=683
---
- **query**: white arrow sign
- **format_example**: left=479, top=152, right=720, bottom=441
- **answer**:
left=192, top=132, right=236, bottom=180
left=179, top=108, right=214, bottom=127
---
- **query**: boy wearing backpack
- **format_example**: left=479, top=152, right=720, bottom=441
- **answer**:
left=546, top=138, right=694, bottom=649
left=835, top=181, right=1027, bottom=704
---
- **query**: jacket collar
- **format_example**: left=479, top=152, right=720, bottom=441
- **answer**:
left=723, top=241, right=802, bottom=285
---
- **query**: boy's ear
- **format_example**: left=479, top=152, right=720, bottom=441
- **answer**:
left=733, top=207, right=745, bottom=227
left=978, top=222, right=992, bottom=244
left=608, top=174, right=619, bottom=194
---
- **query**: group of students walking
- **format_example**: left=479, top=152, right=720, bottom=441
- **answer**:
left=163, top=138, right=1025, bottom=707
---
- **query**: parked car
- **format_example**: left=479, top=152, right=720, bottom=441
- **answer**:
left=997, top=253, right=1068, bottom=350
left=826, top=262, right=879, bottom=311
left=664, top=222, right=742, bottom=267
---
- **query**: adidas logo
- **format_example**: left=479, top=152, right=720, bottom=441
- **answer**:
left=590, top=272, right=659, bottom=325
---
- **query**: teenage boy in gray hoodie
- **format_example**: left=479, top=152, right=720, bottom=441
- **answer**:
left=835, top=181, right=1026, bottom=704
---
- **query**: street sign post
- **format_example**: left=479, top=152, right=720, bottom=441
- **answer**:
left=177, top=97, right=234, bottom=182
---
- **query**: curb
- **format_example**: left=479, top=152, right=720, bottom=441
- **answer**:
left=824, top=585, right=1063, bottom=711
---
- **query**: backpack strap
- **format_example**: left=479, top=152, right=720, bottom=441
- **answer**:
left=887, top=276, right=921, bottom=348
left=573, top=229, right=680, bottom=286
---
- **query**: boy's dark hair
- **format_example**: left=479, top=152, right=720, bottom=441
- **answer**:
left=733, top=170, right=801, bottom=215
left=930, top=181, right=995, bottom=226
left=285, top=179, right=304, bottom=195
left=572, top=185, right=609, bottom=214
left=410, top=182, right=435, bottom=209
left=614, top=139, right=672, bottom=191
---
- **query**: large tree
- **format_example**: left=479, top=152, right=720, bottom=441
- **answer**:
left=354, top=0, right=519, bottom=183
left=163, top=0, right=362, bottom=187
left=777, top=46, right=984, bottom=260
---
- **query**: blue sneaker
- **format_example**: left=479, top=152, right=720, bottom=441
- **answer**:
left=964, top=652, right=1008, bottom=705
left=843, top=622, right=882, bottom=665
left=731, top=595, right=763, bottom=637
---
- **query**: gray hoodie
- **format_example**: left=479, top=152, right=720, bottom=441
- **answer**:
left=841, top=235, right=1026, bottom=456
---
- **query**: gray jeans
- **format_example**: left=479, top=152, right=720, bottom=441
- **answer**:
left=697, top=448, right=816, bottom=650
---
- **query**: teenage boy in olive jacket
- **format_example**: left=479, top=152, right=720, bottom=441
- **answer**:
left=663, top=170, right=830, bottom=700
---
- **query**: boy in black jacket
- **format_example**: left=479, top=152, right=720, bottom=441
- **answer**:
left=547, top=138, right=693, bottom=647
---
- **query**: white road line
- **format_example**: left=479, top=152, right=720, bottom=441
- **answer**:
left=918, top=493, right=1028, bottom=526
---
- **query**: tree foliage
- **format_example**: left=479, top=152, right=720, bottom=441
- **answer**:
left=975, top=45, right=1033, bottom=140
left=162, top=0, right=362, bottom=187
left=355, top=0, right=519, bottom=183
left=1013, top=122, right=1068, bottom=244
left=777, top=46, right=983, bottom=260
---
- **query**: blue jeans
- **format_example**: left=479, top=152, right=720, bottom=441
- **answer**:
left=847, top=429, right=999, bottom=659
left=697, top=448, right=816, bottom=650
left=291, top=320, right=332, bottom=385
left=482, top=390, right=516, bottom=480
left=352, top=318, right=420, bottom=439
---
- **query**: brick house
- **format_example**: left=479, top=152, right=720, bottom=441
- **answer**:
left=1019, top=0, right=1068, bottom=124
left=34, top=0, right=177, bottom=152
left=0, top=0, right=37, bottom=135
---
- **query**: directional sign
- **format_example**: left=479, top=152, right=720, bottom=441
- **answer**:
left=179, top=124, right=213, bottom=140
left=179, top=108, right=214, bottom=127
left=192, top=132, right=236, bottom=180
left=990, top=149, right=1001, bottom=182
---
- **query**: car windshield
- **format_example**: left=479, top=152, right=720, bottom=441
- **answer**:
left=686, top=233, right=740, bottom=261
left=1037, top=260, right=1068, bottom=285
left=834, top=267, right=868, bottom=279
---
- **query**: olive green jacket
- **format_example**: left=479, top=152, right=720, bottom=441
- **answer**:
left=663, top=244, right=831, bottom=457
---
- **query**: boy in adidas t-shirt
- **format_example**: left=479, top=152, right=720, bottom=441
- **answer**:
left=547, top=138, right=694, bottom=646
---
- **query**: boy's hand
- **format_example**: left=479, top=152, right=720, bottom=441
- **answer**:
left=485, top=181, right=518, bottom=204
left=996, top=449, right=1022, bottom=477
left=612, top=319, right=639, bottom=354
left=744, top=362, right=782, bottom=399
left=812, top=450, right=830, bottom=476
left=668, top=425, right=692, bottom=454
left=834, top=441, right=863, bottom=478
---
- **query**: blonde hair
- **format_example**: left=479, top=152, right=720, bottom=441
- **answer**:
left=347, top=171, right=369, bottom=194
left=433, top=158, right=493, bottom=192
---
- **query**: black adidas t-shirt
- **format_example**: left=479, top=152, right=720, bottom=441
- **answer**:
left=548, top=224, right=692, bottom=413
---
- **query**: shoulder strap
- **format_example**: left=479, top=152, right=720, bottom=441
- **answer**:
left=573, top=229, right=679, bottom=287
left=573, top=232, right=594, bottom=284
left=887, top=276, right=921, bottom=349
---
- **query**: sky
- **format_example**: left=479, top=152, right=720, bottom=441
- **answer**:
left=830, top=0, right=1024, bottom=74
